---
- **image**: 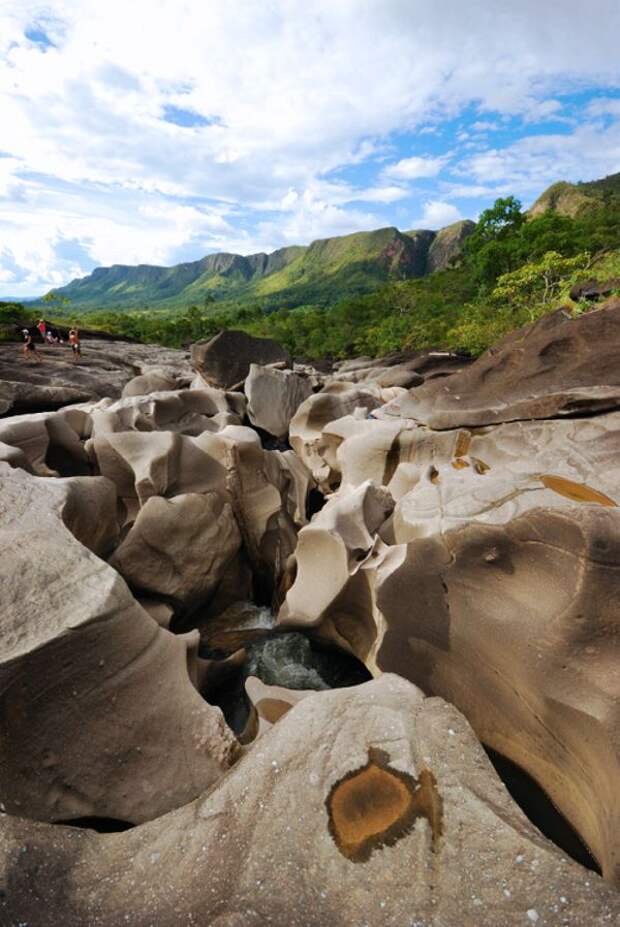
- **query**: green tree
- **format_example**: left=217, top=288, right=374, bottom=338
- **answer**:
left=464, top=196, right=525, bottom=286
left=490, top=251, right=590, bottom=318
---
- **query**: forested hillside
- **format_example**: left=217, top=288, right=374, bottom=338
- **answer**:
left=41, top=222, right=474, bottom=312
left=14, top=173, right=620, bottom=360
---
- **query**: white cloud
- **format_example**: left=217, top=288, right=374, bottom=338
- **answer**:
left=1, top=1, right=620, bottom=292
left=587, top=97, right=620, bottom=118
left=460, top=121, right=620, bottom=198
left=383, top=155, right=448, bottom=180
left=412, top=200, right=463, bottom=229
left=471, top=121, right=499, bottom=132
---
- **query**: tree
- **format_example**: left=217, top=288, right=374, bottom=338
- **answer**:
left=490, top=251, right=589, bottom=319
left=475, top=196, right=524, bottom=240
left=464, top=196, right=525, bottom=287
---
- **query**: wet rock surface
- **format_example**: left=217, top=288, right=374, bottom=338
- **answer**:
left=0, top=317, right=619, bottom=924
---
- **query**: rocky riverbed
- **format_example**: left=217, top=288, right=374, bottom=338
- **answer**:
left=0, top=312, right=619, bottom=925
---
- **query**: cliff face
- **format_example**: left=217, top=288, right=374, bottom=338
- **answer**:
left=44, top=222, right=475, bottom=311
left=425, top=220, right=476, bottom=273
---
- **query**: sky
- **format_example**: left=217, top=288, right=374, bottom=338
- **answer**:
left=2, top=1, right=620, bottom=297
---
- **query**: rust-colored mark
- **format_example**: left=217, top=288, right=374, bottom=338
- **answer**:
left=255, top=697, right=293, bottom=724
left=454, top=430, right=472, bottom=458
left=540, top=475, right=617, bottom=507
left=429, top=466, right=440, bottom=484
left=326, top=748, right=443, bottom=863
left=451, top=457, right=470, bottom=470
left=472, top=457, right=490, bottom=474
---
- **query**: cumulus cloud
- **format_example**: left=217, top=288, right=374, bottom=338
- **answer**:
left=383, top=155, right=448, bottom=180
left=412, top=201, right=464, bottom=229
left=460, top=121, right=620, bottom=196
left=1, top=0, right=620, bottom=293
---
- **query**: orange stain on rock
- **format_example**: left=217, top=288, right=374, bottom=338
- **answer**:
left=540, top=475, right=616, bottom=507
left=326, top=748, right=442, bottom=862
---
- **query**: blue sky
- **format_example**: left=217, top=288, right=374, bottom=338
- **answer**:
left=1, top=1, right=620, bottom=297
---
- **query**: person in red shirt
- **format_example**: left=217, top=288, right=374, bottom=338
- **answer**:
left=37, top=319, right=46, bottom=340
left=68, top=328, right=81, bottom=362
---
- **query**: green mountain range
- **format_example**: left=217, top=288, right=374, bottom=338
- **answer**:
left=529, top=171, right=620, bottom=218
left=43, top=220, right=475, bottom=312
left=40, top=170, right=620, bottom=315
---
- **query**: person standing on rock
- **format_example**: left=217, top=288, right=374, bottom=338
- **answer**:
left=22, top=329, right=42, bottom=363
left=37, top=319, right=46, bottom=340
left=69, top=328, right=81, bottom=361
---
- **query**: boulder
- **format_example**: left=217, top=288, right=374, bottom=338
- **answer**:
left=279, top=480, right=394, bottom=633
left=380, top=301, right=620, bottom=428
left=2, top=675, right=618, bottom=926
left=242, top=675, right=314, bottom=741
left=88, top=387, right=246, bottom=437
left=289, top=382, right=388, bottom=490
left=569, top=277, right=620, bottom=302
left=110, top=492, right=242, bottom=607
left=0, top=464, right=238, bottom=825
left=246, top=363, right=313, bottom=438
left=0, top=408, right=90, bottom=476
left=121, top=369, right=180, bottom=397
left=92, top=424, right=311, bottom=599
left=191, top=330, right=291, bottom=390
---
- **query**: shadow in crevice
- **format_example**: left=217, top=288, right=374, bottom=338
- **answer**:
left=56, top=816, right=135, bottom=833
left=484, top=746, right=601, bottom=875
left=201, top=631, right=371, bottom=736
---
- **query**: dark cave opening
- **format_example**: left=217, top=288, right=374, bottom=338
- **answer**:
left=483, top=746, right=601, bottom=875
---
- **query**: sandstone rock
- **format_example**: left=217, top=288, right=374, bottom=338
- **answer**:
left=1, top=675, right=617, bottom=926
left=280, top=480, right=394, bottom=632
left=191, top=329, right=291, bottom=389
left=569, top=277, right=620, bottom=302
left=110, top=492, right=242, bottom=608
left=242, top=675, right=313, bottom=741
left=281, top=414, right=620, bottom=882
left=121, top=369, right=181, bottom=397
left=380, top=301, right=620, bottom=428
left=88, top=387, right=246, bottom=437
left=0, top=339, right=193, bottom=416
left=289, top=382, right=386, bottom=489
left=0, top=464, right=238, bottom=826
left=331, top=349, right=467, bottom=388
left=0, top=408, right=90, bottom=476
left=246, top=363, right=313, bottom=437
left=137, top=597, right=175, bottom=628
left=93, top=424, right=310, bottom=599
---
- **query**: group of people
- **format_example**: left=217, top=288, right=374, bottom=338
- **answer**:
left=22, top=319, right=81, bottom=363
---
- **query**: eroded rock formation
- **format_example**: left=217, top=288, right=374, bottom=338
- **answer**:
left=2, top=676, right=618, bottom=927
left=379, top=299, right=620, bottom=427
left=1, top=314, right=619, bottom=924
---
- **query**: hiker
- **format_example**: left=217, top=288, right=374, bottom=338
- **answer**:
left=68, top=328, right=81, bottom=361
left=37, top=319, right=46, bottom=340
left=22, top=329, right=42, bottom=363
